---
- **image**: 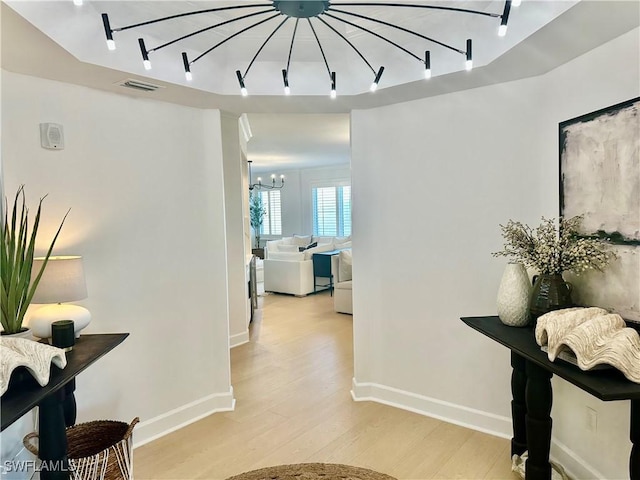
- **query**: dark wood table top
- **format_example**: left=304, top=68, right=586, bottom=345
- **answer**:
left=461, top=316, right=640, bottom=401
left=1, top=333, right=129, bottom=430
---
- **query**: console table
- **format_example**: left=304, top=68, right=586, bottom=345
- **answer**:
left=1, top=333, right=129, bottom=479
left=461, top=316, right=639, bottom=480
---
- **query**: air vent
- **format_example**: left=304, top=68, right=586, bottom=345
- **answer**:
left=116, top=79, right=164, bottom=92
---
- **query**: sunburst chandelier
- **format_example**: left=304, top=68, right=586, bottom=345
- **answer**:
left=101, top=0, right=518, bottom=97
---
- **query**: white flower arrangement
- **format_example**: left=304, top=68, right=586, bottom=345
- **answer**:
left=492, top=215, right=616, bottom=275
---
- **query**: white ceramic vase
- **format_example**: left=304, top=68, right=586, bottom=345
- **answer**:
left=497, top=263, right=532, bottom=327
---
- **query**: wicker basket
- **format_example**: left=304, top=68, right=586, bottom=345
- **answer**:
left=24, top=417, right=139, bottom=480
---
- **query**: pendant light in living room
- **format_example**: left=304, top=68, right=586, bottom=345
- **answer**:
left=248, top=161, right=285, bottom=191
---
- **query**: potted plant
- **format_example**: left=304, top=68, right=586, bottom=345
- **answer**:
left=1, top=186, right=67, bottom=335
left=249, top=192, right=266, bottom=249
left=493, top=215, right=616, bottom=323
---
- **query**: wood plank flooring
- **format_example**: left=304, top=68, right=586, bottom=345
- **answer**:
left=135, top=292, right=514, bottom=480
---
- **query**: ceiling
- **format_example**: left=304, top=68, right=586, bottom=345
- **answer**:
left=4, top=0, right=576, bottom=96
left=246, top=113, right=350, bottom=172
left=1, top=1, right=638, bottom=171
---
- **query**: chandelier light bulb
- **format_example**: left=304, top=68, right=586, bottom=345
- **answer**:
left=512, top=0, right=521, bottom=6
left=143, top=60, right=152, bottom=70
left=465, top=39, right=473, bottom=71
left=257, top=177, right=262, bottom=184
left=101, top=14, right=115, bottom=50
left=370, top=66, right=384, bottom=93
left=182, top=53, right=192, bottom=81
left=498, top=24, right=507, bottom=37
left=284, top=86, right=291, bottom=95
left=241, top=87, right=248, bottom=97
left=73, top=0, right=83, bottom=6
left=424, top=51, right=431, bottom=79
left=330, top=72, right=337, bottom=99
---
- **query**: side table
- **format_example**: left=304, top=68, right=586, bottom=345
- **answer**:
left=1, top=333, right=129, bottom=480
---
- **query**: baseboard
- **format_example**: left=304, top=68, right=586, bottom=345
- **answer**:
left=550, top=438, right=605, bottom=480
left=230, top=330, right=250, bottom=348
left=351, top=378, right=512, bottom=438
left=133, top=388, right=235, bottom=448
left=351, top=378, right=605, bottom=479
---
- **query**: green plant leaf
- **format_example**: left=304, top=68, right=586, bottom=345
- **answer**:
left=1, top=188, right=68, bottom=334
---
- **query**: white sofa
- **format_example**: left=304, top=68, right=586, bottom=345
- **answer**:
left=332, top=250, right=353, bottom=314
left=264, top=235, right=351, bottom=296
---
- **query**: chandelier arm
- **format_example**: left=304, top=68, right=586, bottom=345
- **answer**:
left=328, top=3, right=500, bottom=19
left=316, top=16, right=376, bottom=75
left=111, top=4, right=274, bottom=32
left=243, top=17, right=290, bottom=79
left=324, top=12, right=422, bottom=63
left=193, top=13, right=281, bottom=64
left=328, top=8, right=465, bottom=55
left=307, top=19, right=333, bottom=81
left=285, top=19, right=300, bottom=74
left=148, top=9, right=275, bottom=54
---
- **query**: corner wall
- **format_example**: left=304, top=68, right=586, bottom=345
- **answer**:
left=221, top=112, right=251, bottom=348
left=1, top=71, right=234, bottom=447
left=350, top=27, right=639, bottom=480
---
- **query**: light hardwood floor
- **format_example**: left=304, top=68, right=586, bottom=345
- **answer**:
left=135, top=292, right=515, bottom=480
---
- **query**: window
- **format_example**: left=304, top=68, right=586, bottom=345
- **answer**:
left=313, top=185, right=351, bottom=237
left=260, top=190, right=282, bottom=236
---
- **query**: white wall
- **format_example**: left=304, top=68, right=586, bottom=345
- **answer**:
left=221, top=112, right=250, bottom=348
left=351, top=27, right=639, bottom=480
left=1, top=72, right=234, bottom=449
left=250, top=164, right=351, bottom=240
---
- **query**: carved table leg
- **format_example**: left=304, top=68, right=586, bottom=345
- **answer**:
left=511, top=352, right=528, bottom=457
left=38, top=390, right=70, bottom=480
left=632, top=400, right=639, bottom=480
left=62, top=379, right=77, bottom=427
left=525, top=361, right=553, bottom=480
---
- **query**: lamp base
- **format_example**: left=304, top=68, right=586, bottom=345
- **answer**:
left=28, top=304, right=91, bottom=340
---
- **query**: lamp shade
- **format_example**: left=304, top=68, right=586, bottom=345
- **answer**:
left=31, top=256, right=88, bottom=304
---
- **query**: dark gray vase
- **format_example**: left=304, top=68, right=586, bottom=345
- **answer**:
left=529, top=274, right=573, bottom=326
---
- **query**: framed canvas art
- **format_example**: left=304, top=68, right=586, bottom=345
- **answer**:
left=559, top=97, right=640, bottom=322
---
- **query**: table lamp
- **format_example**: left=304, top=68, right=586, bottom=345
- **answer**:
left=29, top=256, right=91, bottom=340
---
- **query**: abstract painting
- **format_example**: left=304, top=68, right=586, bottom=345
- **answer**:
left=560, top=97, right=639, bottom=244
left=560, top=97, right=640, bottom=323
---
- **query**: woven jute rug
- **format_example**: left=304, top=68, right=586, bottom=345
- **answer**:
left=225, top=463, right=397, bottom=480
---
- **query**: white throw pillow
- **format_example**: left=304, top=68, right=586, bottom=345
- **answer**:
left=293, top=235, right=312, bottom=247
left=312, top=236, right=334, bottom=245
left=334, top=235, right=351, bottom=245
left=339, top=250, right=352, bottom=281
left=280, top=237, right=294, bottom=245
left=268, top=251, right=305, bottom=261
left=265, top=240, right=281, bottom=252
left=337, top=241, right=352, bottom=249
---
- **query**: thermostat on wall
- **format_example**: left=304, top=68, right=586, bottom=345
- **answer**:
left=40, top=123, right=64, bottom=150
